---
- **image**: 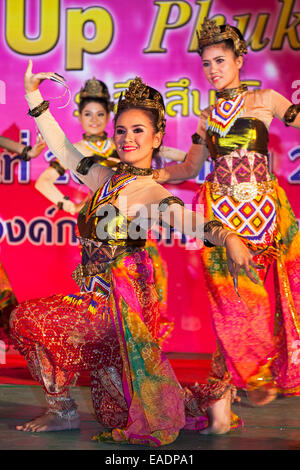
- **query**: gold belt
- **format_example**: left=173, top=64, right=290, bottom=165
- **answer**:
left=72, top=245, right=143, bottom=286
left=210, top=180, right=274, bottom=202
left=72, top=262, right=109, bottom=286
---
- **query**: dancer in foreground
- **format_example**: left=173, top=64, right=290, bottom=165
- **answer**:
left=34, top=77, right=171, bottom=346
left=155, top=19, right=300, bottom=410
left=10, top=61, right=257, bottom=444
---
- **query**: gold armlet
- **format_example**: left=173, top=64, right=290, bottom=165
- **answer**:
left=283, top=104, right=300, bottom=126
left=203, top=220, right=223, bottom=247
left=158, top=196, right=184, bottom=212
left=28, top=100, right=50, bottom=117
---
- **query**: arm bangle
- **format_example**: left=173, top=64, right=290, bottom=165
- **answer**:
left=20, top=145, right=32, bottom=161
left=158, top=196, right=184, bottom=212
left=191, top=132, right=204, bottom=145
left=76, top=156, right=97, bottom=175
left=57, top=195, right=70, bottom=210
left=203, top=220, right=223, bottom=247
left=283, top=104, right=300, bottom=126
left=28, top=100, right=50, bottom=118
left=50, top=159, right=66, bottom=176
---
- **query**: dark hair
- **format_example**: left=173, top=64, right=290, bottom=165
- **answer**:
left=114, top=86, right=165, bottom=132
left=200, top=25, right=246, bottom=58
left=78, top=96, right=110, bottom=114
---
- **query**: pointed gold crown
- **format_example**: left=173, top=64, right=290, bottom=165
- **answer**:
left=79, top=77, right=114, bottom=111
left=116, top=77, right=166, bottom=135
left=197, top=18, right=247, bottom=56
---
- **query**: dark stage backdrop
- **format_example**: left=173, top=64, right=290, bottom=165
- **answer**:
left=0, top=0, right=299, bottom=352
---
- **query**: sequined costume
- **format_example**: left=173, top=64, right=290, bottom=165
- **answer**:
left=11, top=86, right=238, bottom=442
left=50, top=136, right=171, bottom=345
left=193, top=88, right=300, bottom=395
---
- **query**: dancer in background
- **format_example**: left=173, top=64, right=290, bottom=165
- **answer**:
left=0, top=135, right=46, bottom=344
left=10, top=63, right=257, bottom=443
left=34, top=77, right=118, bottom=215
left=155, top=19, right=300, bottom=417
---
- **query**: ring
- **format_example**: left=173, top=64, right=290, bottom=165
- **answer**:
left=54, top=72, right=65, bottom=81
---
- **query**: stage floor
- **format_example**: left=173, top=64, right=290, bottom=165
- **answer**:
left=1, top=384, right=300, bottom=451
left=1, top=351, right=300, bottom=451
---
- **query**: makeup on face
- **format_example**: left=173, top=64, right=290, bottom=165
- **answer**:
left=79, top=102, right=109, bottom=136
left=114, top=109, right=161, bottom=167
left=201, top=44, right=242, bottom=90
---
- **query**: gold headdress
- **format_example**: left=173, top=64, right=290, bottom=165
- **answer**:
left=78, top=77, right=114, bottom=111
left=197, top=18, right=247, bottom=56
left=116, top=77, right=166, bottom=135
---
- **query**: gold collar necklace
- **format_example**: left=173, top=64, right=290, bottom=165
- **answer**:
left=216, top=84, right=248, bottom=100
left=83, top=132, right=108, bottom=143
left=115, top=161, right=153, bottom=176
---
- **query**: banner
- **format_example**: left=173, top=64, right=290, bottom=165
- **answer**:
left=0, top=0, right=299, bottom=352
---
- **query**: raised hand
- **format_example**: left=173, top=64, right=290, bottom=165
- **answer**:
left=24, top=59, right=65, bottom=93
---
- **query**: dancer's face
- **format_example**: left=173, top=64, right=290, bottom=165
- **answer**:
left=78, top=101, right=109, bottom=136
left=201, top=44, right=243, bottom=90
left=114, top=109, right=162, bottom=167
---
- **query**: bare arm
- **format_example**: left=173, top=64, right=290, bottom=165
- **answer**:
left=162, top=202, right=259, bottom=283
left=158, top=145, right=186, bottom=162
left=35, top=166, right=78, bottom=215
left=156, top=143, right=208, bottom=183
left=0, top=135, right=46, bottom=158
left=155, top=107, right=211, bottom=183
left=0, top=136, right=24, bottom=154
left=125, top=180, right=259, bottom=284
left=270, top=89, right=300, bottom=128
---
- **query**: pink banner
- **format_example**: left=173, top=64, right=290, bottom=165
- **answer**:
left=0, top=0, right=300, bottom=353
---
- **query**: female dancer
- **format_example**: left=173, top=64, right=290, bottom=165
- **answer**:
left=9, top=61, right=256, bottom=444
left=155, top=19, right=300, bottom=411
left=34, top=77, right=170, bottom=344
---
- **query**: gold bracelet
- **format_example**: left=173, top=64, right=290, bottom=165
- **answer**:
left=203, top=220, right=223, bottom=247
left=283, top=104, right=300, bottom=126
left=158, top=196, right=184, bottom=212
left=28, top=100, right=50, bottom=118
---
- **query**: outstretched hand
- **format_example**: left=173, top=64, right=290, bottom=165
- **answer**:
left=225, top=233, right=260, bottom=284
left=24, top=59, right=64, bottom=94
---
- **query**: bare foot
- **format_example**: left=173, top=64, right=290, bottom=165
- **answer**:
left=247, top=386, right=277, bottom=407
left=16, top=411, right=80, bottom=432
left=200, top=390, right=231, bottom=435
